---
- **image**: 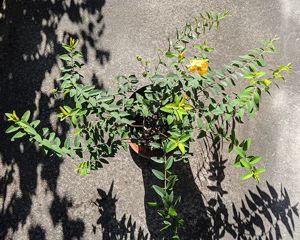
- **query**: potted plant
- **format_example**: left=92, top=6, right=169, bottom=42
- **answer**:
left=5, top=10, right=291, bottom=239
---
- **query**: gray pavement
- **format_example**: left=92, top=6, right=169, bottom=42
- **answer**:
left=0, top=0, right=299, bottom=239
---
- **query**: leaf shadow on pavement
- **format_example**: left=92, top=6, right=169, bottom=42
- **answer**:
left=93, top=181, right=151, bottom=240
left=130, top=135, right=299, bottom=239
left=0, top=1, right=108, bottom=239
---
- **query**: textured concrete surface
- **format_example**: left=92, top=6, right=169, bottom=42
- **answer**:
left=0, top=0, right=299, bottom=239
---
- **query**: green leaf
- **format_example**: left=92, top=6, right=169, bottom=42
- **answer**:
left=167, top=115, right=174, bottom=125
left=174, top=95, right=180, bottom=105
left=244, top=73, right=255, bottom=79
left=193, top=44, right=203, bottom=50
left=147, top=201, right=158, bottom=207
left=30, top=120, right=40, bottom=128
left=151, top=74, right=164, bottom=81
left=177, top=107, right=187, bottom=115
left=250, top=80, right=256, bottom=85
left=59, top=54, right=72, bottom=61
left=254, top=168, right=266, bottom=174
left=74, top=135, right=80, bottom=147
left=160, top=223, right=171, bottom=231
left=135, top=93, right=143, bottom=104
left=256, top=71, right=266, bottom=78
left=174, top=110, right=181, bottom=121
left=21, top=111, right=31, bottom=121
left=73, top=51, right=83, bottom=58
left=81, top=168, right=87, bottom=176
left=242, top=171, right=253, bottom=180
left=180, top=134, right=190, bottom=143
left=151, top=157, right=164, bottom=163
left=247, top=100, right=254, bottom=113
left=152, top=185, right=165, bottom=198
left=256, top=59, right=266, bottom=67
left=249, top=156, right=262, bottom=164
left=178, top=142, right=186, bottom=154
left=254, top=91, right=260, bottom=107
left=11, top=131, right=26, bottom=141
left=263, top=79, right=272, bottom=87
left=246, top=138, right=252, bottom=150
left=240, top=54, right=254, bottom=60
left=42, top=128, right=49, bottom=136
left=152, top=169, right=165, bottom=181
left=237, top=108, right=245, bottom=119
left=168, top=207, right=177, bottom=217
left=234, top=146, right=246, bottom=158
left=48, top=132, right=55, bottom=142
left=64, top=137, right=71, bottom=149
left=97, top=96, right=114, bottom=103
left=196, top=118, right=203, bottom=128
left=240, top=159, right=251, bottom=169
left=174, top=44, right=185, bottom=51
left=64, top=106, right=72, bottom=112
left=62, top=44, right=72, bottom=52
left=6, top=125, right=20, bottom=134
left=205, top=47, right=215, bottom=53
left=160, top=107, right=173, bottom=114
left=165, top=51, right=176, bottom=58
left=149, top=142, right=161, bottom=149
left=120, top=118, right=134, bottom=125
left=166, top=140, right=177, bottom=153
left=165, top=157, right=174, bottom=170
left=55, top=137, right=61, bottom=146
left=234, top=159, right=242, bottom=168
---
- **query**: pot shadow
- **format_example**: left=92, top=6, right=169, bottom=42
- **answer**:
left=130, top=137, right=299, bottom=239
left=130, top=148, right=210, bottom=239
left=0, top=1, right=109, bottom=239
left=93, top=181, right=151, bottom=240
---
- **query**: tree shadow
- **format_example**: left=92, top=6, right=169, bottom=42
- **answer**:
left=0, top=1, right=109, bottom=239
left=28, top=225, right=46, bottom=240
left=130, top=136, right=299, bottom=239
left=93, top=181, right=150, bottom=240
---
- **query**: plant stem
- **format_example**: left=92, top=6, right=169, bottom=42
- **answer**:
left=129, top=124, right=144, bottom=128
left=164, top=154, right=167, bottom=191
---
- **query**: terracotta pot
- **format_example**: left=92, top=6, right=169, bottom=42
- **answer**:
left=128, top=139, right=163, bottom=159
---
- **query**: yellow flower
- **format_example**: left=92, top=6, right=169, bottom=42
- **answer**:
left=187, top=59, right=208, bottom=76
left=69, top=37, right=78, bottom=47
left=7, top=110, right=20, bottom=122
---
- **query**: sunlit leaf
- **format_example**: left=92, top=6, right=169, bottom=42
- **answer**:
left=21, top=111, right=31, bottom=122
left=250, top=156, right=262, bottom=164
left=178, top=142, right=186, bottom=154
left=166, top=140, right=177, bottom=153
left=242, top=171, right=253, bottom=180
left=240, top=159, right=251, bottom=169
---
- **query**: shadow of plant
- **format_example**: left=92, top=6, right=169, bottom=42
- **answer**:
left=130, top=137, right=299, bottom=239
left=0, top=0, right=109, bottom=239
left=199, top=181, right=299, bottom=240
left=193, top=136, right=299, bottom=239
left=93, top=182, right=150, bottom=240
left=28, top=225, right=46, bottom=240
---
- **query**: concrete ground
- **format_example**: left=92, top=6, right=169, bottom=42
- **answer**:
left=0, top=0, right=299, bottom=239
